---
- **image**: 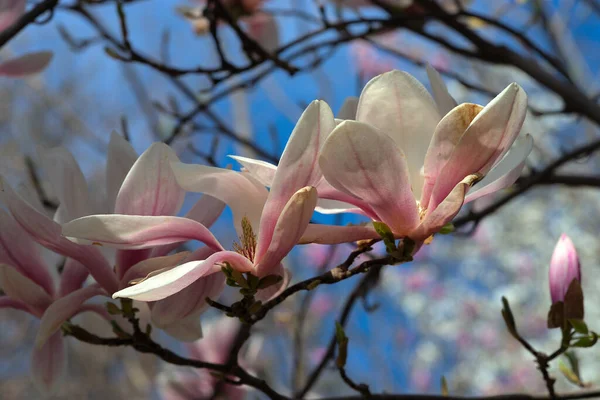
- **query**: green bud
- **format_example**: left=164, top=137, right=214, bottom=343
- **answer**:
left=230, top=269, right=250, bottom=289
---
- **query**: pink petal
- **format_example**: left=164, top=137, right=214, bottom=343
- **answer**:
left=246, top=12, right=279, bottom=52
left=256, top=101, right=336, bottom=261
left=299, top=223, right=380, bottom=244
left=355, top=70, right=441, bottom=199
left=0, top=264, right=52, bottom=317
left=465, top=134, right=533, bottom=203
left=0, top=209, right=54, bottom=296
left=151, top=271, right=225, bottom=330
left=319, top=120, right=419, bottom=235
left=255, top=186, right=317, bottom=276
left=187, top=317, right=241, bottom=363
left=35, top=286, right=106, bottom=348
left=421, top=103, right=484, bottom=209
left=112, top=251, right=253, bottom=301
left=229, top=155, right=276, bottom=187
left=0, top=178, right=118, bottom=293
left=31, top=331, right=66, bottom=394
left=150, top=195, right=226, bottom=258
left=38, top=147, right=91, bottom=223
left=115, top=143, right=185, bottom=216
left=58, top=259, right=89, bottom=297
left=410, top=174, right=481, bottom=242
left=337, top=96, right=359, bottom=120
left=0, top=295, right=30, bottom=313
left=426, top=64, right=457, bottom=115
left=120, top=252, right=191, bottom=289
left=256, top=265, right=291, bottom=302
left=428, top=83, right=527, bottom=211
left=106, top=131, right=137, bottom=212
left=62, top=214, right=224, bottom=251
left=171, top=163, right=268, bottom=235
left=0, top=51, right=53, bottom=77
left=160, top=312, right=204, bottom=342
left=0, top=0, right=26, bottom=32
left=315, top=179, right=380, bottom=219
left=549, top=234, right=581, bottom=303
left=314, top=198, right=363, bottom=215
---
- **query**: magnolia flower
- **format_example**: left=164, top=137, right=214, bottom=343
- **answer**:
left=77, top=102, right=331, bottom=304
left=549, top=234, right=581, bottom=304
left=1, top=134, right=225, bottom=341
left=158, top=317, right=263, bottom=400
left=317, top=69, right=532, bottom=242
left=0, top=210, right=108, bottom=393
left=179, top=0, right=278, bottom=51
left=227, top=69, right=532, bottom=244
left=0, top=0, right=53, bottom=77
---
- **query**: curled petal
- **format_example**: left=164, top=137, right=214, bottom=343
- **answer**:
left=151, top=272, right=225, bottom=330
left=0, top=209, right=54, bottom=296
left=256, top=101, right=336, bottom=261
left=106, top=131, right=137, bottom=212
left=115, top=143, right=185, bottom=216
left=421, top=103, right=483, bottom=208
left=429, top=83, right=527, bottom=211
left=255, top=186, right=317, bottom=276
left=411, top=174, right=481, bottom=242
left=31, top=331, right=66, bottom=394
left=0, top=51, right=53, bottom=77
left=356, top=70, right=440, bottom=199
left=319, top=120, right=419, bottom=235
left=120, top=252, right=191, bottom=289
left=229, top=155, right=276, bottom=187
left=36, top=286, right=106, bottom=348
left=0, top=264, right=52, bottom=317
left=150, top=195, right=225, bottom=258
left=62, top=214, right=224, bottom=251
left=465, top=134, right=534, bottom=203
left=0, top=295, right=30, bottom=313
left=38, top=147, right=91, bottom=222
left=0, top=178, right=118, bottom=293
left=426, top=64, right=457, bottom=116
left=171, top=163, right=268, bottom=235
left=113, top=251, right=253, bottom=301
left=299, top=223, right=380, bottom=244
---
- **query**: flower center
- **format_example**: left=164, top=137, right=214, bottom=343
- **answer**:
left=233, top=216, right=257, bottom=262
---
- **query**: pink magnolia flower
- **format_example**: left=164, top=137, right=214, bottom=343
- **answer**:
left=159, top=317, right=262, bottom=400
left=1, top=133, right=225, bottom=341
left=226, top=69, right=531, bottom=245
left=0, top=0, right=53, bottom=77
left=549, top=234, right=581, bottom=304
left=74, top=102, right=328, bottom=304
left=317, top=69, right=532, bottom=242
left=0, top=211, right=108, bottom=393
left=181, top=0, right=278, bottom=51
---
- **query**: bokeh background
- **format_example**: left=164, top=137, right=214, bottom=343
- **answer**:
left=1, top=0, right=600, bottom=398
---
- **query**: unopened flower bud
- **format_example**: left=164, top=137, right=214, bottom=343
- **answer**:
left=549, top=234, right=581, bottom=304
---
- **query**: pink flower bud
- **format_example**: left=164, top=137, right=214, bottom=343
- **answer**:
left=549, top=234, right=581, bottom=304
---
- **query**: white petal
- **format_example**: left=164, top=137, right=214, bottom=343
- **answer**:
left=465, top=134, right=533, bottom=203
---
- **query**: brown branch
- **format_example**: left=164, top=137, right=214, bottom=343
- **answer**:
left=0, top=0, right=58, bottom=49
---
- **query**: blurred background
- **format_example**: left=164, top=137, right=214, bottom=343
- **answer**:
left=1, top=0, right=600, bottom=398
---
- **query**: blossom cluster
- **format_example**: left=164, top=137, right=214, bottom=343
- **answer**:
left=0, top=68, right=533, bottom=393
